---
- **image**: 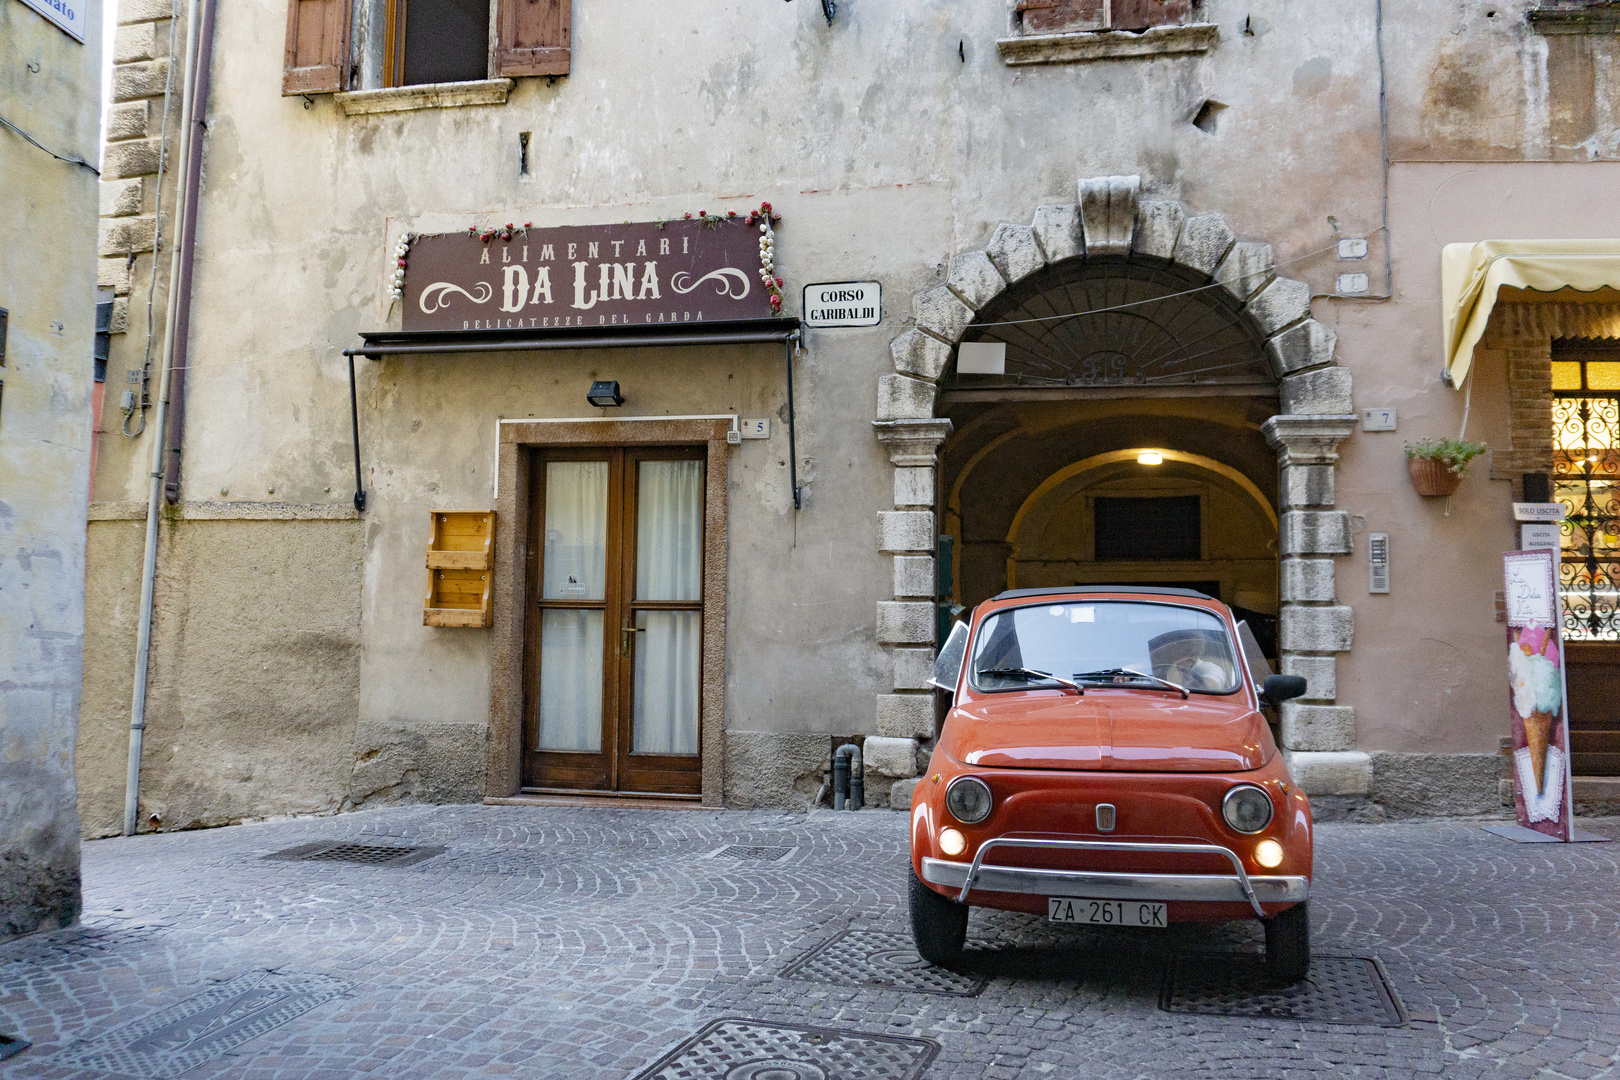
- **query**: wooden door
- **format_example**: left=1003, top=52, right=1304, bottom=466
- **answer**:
left=523, top=447, right=704, bottom=795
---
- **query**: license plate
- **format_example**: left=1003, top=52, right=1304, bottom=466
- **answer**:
left=1047, top=897, right=1167, bottom=928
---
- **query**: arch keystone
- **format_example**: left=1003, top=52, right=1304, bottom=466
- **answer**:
left=1079, top=174, right=1140, bottom=254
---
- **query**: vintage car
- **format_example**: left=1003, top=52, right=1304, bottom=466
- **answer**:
left=909, top=586, right=1314, bottom=982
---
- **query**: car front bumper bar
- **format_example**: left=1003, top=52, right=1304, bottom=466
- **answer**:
left=921, top=837, right=1308, bottom=920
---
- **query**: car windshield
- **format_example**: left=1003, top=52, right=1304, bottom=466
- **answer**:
left=969, top=601, right=1242, bottom=695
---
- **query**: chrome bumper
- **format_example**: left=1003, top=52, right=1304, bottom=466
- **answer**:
left=921, top=837, right=1308, bottom=920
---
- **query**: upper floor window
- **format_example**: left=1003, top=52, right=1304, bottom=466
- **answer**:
left=1014, top=0, right=1194, bottom=34
left=283, top=0, right=569, bottom=95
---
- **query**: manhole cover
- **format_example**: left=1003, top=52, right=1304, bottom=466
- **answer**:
left=264, top=841, right=445, bottom=867
left=0, top=1034, right=30, bottom=1062
left=631, top=1018, right=938, bottom=1080
left=52, top=971, right=348, bottom=1077
left=1161, top=954, right=1406, bottom=1026
left=710, top=845, right=796, bottom=862
left=782, top=929, right=988, bottom=996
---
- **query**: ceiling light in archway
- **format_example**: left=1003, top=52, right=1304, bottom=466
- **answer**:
left=1137, top=450, right=1164, bottom=466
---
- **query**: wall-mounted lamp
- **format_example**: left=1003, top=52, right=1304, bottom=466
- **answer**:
left=1136, top=450, right=1164, bottom=466
left=587, top=380, right=623, bottom=408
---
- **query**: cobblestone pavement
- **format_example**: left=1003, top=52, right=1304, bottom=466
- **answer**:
left=2, top=805, right=1618, bottom=1080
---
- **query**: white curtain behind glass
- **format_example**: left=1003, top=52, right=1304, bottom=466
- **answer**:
left=539, top=462, right=608, bottom=752
left=633, top=460, right=703, bottom=755
left=543, top=461, right=607, bottom=600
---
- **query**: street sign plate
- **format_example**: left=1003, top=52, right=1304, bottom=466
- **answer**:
left=802, top=281, right=881, bottom=327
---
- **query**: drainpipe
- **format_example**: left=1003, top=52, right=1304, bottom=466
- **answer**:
left=833, top=742, right=863, bottom=811
left=160, top=0, right=216, bottom=504
left=125, top=0, right=206, bottom=836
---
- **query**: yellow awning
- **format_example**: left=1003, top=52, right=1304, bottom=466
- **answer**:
left=1442, top=240, right=1620, bottom=387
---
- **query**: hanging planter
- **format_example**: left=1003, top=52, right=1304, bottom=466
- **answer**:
left=1405, top=438, right=1488, bottom=497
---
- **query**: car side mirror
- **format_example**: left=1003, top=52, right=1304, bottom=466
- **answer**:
left=1262, top=674, right=1308, bottom=705
left=928, top=620, right=970, bottom=694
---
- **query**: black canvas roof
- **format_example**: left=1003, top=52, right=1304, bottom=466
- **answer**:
left=990, top=585, right=1215, bottom=601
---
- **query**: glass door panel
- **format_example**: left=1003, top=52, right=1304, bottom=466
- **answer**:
left=632, top=609, right=700, bottom=755
left=635, top=459, right=703, bottom=602
left=542, top=461, right=608, bottom=600
left=537, top=610, right=603, bottom=751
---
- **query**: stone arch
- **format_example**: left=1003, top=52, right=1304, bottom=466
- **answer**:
left=871, top=175, right=1367, bottom=802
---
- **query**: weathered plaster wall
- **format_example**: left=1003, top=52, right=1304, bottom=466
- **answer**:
left=77, top=515, right=362, bottom=837
left=1, top=0, right=100, bottom=935
left=82, top=0, right=1620, bottom=819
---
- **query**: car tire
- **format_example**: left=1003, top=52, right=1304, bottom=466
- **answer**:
left=1264, top=901, right=1310, bottom=984
left=909, top=874, right=969, bottom=967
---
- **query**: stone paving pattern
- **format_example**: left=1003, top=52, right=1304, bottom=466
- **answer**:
left=0, top=805, right=1617, bottom=1079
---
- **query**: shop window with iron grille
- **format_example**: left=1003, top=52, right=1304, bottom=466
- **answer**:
left=1551, top=343, right=1620, bottom=640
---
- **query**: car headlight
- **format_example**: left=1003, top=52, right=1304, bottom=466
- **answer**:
left=945, top=776, right=993, bottom=824
left=1222, top=784, right=1274, bottom=834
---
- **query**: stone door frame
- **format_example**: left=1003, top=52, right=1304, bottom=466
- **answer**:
left=871, top=175, right=1368, bottom=797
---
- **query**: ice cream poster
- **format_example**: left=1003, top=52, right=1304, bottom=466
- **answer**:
left=1503, top=549, right=1574, bottom=840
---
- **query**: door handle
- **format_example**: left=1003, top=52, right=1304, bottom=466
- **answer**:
left=620, top=623, right=645, bottom=656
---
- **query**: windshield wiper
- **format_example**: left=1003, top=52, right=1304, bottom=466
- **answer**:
left=978, top=667, right=1083, bottom=693
left=1071, top=667, right=1189, bottom=699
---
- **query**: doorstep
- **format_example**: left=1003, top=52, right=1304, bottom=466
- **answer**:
left=485, top=793, right=721, bottom=811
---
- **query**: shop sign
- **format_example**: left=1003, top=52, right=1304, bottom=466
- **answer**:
left=1503, top=548, right=1574, bottom=841
left=802, top=281, right=881, bottom=327
left=403, top=221, right=775, bottom=332
left=18, top=0, right=86, bottom=40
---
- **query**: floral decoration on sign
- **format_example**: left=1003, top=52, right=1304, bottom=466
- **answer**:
left=466, top=222, right=533, bottom=245
left=389, top=232, right=415, bottom=302
left=657, top=202, right=784, bottom=313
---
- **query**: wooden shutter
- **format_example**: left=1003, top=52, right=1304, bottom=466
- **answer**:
left=1017, top=0, right=1105, bottom=33
left=283, top=0, right=353, bottom=95
left=496, top=0, right=570, bottom=78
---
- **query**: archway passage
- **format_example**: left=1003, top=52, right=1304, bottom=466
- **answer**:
left=939, top=254, right=1282, bottom=659
left=942, top=399, right=1280, bottom=657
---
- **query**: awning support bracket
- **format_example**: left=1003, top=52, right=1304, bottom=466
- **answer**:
left=786, top=332, right=801, bottom=510
left=348, top=353, right=366, bottom=512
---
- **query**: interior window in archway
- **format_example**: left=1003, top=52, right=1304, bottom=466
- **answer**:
left=948, top=256, right=1271, bottom=391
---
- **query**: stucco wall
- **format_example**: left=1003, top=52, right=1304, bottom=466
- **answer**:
left=82, top=0, right=1620, bottom=819
left=78, top=516, right=363, bottom=837
left=1, top=0, right=100, bottom=936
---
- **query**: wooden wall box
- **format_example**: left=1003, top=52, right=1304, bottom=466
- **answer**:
left=425, top=510, right=494, bottom=627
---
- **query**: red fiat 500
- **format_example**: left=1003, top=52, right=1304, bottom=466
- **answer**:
left=910, top=586, right=1314, bottom=982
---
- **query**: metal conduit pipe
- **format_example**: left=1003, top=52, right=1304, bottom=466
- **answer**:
left=125, top=0, right=205, bottom=837
left=832, top=743, right=863, bottom=811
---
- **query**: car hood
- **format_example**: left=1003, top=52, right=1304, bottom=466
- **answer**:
left=943, top=691, right=1272, bottom=772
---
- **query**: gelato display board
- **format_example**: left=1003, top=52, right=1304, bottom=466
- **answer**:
left=1503, top=549, right=1575, bottom=840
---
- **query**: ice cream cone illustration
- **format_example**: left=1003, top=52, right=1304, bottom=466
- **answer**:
left=1524, top=710, right=1555, bottom=795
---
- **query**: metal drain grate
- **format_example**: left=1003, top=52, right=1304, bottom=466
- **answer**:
left=710, top=844, right=796, bottom=862
left=782, top=929, right=988, bottom=996
left=1162, top=954, right=1406, bottom=1027
left=631, top=1018, right=938, bottom=1080
left=265, top=841, right=445, bottom=867
left=52, top=971, right=348, bottom=1078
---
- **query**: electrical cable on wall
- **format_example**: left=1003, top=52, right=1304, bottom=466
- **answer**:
left=0, top=114, right=98, bottom=173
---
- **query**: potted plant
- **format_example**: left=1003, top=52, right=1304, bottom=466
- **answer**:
left=1405, top=437, right=1489, bottom=497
